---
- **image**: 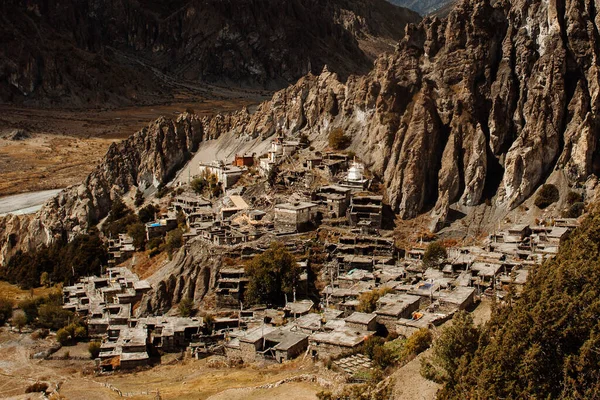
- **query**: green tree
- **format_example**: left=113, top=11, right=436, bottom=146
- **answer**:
left=37, top=304, right=73, bottom=330
left=127, top=223, right=147, bottom=250
left=0, top=297, right=13, bottom=325
left=165, top=228, right=183, bottom=254
left=423, top=241, right=447, bottom=269
left=244, top=242, right=300, bottom=306
left=138, top=204, right=158, bottom=223
left=191, top=177, right=207, bottom=194
left=403, top=329, right=432, bottom=358
left=134, top=189, right=144, bottom=207
left=19, top=298, right=41, bottom=324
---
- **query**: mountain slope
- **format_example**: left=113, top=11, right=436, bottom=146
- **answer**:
left=0, top=0, right=420, bottom=107
left=387, top=0, right=456, bottom=16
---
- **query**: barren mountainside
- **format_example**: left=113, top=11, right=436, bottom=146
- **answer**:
left=387, top=0, right=457, bottom=15
left=2, top=0, right=600, bottom=266
left=0, top=0, right=419, bottom=107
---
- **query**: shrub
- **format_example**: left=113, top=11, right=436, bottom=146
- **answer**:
left=56, top=328, right=70, bottom=345
left=535, top=184, right=560, bottom=209
left=88, top=341, right=101, bottom=359
left=25, top=382, right=48, bottom=394
left=12, top=310, right=27, bottom=332
left=566, top=191, right=582, bottom=205
left=178, top=297, right=194, bottom=317
left=403, top=329, right=433, bottom=357
left=0, top=297, right=14, bottom=325
left=328, top=128, right=351, bottom=150
left=563, top=202, right=585, bottom=218
left=357, top=288, right=392, bottom=313
left=423, top=241, right=447, bottom=269
left=134, top=189, right=144, bottom=207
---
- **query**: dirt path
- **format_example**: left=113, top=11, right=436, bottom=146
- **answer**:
left=391, top=349, right=440, bottom=400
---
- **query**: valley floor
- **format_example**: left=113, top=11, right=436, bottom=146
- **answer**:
left=0, top=95, right=260, bottom=197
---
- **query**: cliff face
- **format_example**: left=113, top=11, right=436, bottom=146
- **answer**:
left=0, top=0, right=419, bottom=107
left=197, top=0, right=600, bottom=230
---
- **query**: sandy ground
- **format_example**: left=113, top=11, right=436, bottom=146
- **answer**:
left=0, top=188, right=63, bottom=216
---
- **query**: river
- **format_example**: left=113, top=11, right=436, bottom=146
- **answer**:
left=0, top=188, right=63, bottom=216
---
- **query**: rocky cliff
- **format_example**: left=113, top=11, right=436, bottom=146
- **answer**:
left=0, top=0, right=419, bottom=107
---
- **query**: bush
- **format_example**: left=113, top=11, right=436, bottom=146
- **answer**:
left=178, top=297, right=194, bottom=317
left=56, top=328, right=70, bottom=345
left=535, top=184, right=560, bottom=209
left=563, top=202, right=585, bottom=218
left=403, top=329, right=432, bottom=357
left=328, top=128, right=351, bottom=150
left=25, top=382, right=48, bottom=394
left=88, top=341, right=101, bottom=359
left=0, top=297, right=14, bottom=325
left=357, top=288, right=392, bottom=313
left=423, top=241, right=448, bottom=269
left=566, top=191, right=582, bottom=205
left=12, top=310, right=27, bottom=332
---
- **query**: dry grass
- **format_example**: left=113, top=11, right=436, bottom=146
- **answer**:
left=0, top=281, right=58, bottom=303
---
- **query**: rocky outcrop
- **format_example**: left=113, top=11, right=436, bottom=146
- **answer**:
left=138, top=241, right=221, bottom=315
left=0, top=0, right=419, bottom=107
